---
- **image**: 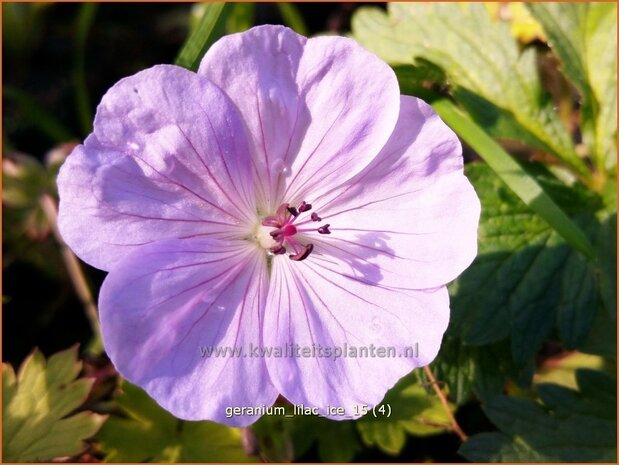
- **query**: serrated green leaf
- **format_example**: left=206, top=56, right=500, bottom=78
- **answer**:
left=97, top=382, right=254, bottom=462
left=452, top=164, right=568, bottom=346
left=3, top=346, right=106, bottom=462
left=352, top=3, right=589, bottom=180
left=432, top=95, right=595, bottom=261
left=356, top=374, right=452, bottom=455
left=557, top=251, right=600, bottom=348
left=451, top=163, right=604, bottom=366
left=460, top=369, right=616, bottom=462
left=351, top=7, right=415, bottom=64
left=527, top=3, right=617, bottom=172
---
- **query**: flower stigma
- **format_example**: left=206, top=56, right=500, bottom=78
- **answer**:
left=255, top=201, right=331, bottom=261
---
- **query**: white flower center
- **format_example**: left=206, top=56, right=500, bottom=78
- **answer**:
left=254, top=224, right=279, bottom=249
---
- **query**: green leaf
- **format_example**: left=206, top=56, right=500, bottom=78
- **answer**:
left=595, top=212, right=617, bottom=317
left=3, top=346, right=106, bottom=462
left=175, top=2, right=230, bottom=71
left=527, top=3, right=617, bottom=172
left=460, top=370, right=617, bottom=461
left=430, top=335, right=476, bottom=405
left=356, top=374, right=452, bottom=455
left=352, top=3, right=590, bottom=180
left=556, top=251, right=600, bottom=348
left=579, top=304, right=617, bottom=360
left=471, top=340, right=535, bottom=400
left=451, top=163, right=602, bottom=365
left=97, top=382, right=255, bottom=462
left=432, top=98, right=596, bottom=260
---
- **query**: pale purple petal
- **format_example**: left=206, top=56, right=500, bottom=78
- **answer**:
left=301, top=96, right=481, bottom=289
left=99, top=237, right=277, bottom=426
left=198, top=25, right=401, bottom=210
left=58, top=65, right=256, bottom=271
left=264, top=256, right=450, bottom=419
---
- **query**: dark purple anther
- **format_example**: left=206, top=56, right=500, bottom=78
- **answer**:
left=289, top=243, right=314, bottom=261
left=270, top=245, right=286, bottom=255
left=287, top=206, right=299, bottom=217
left=270, top=228, right=283, bottom=238
left=298, top=201, right=312, bottom=212
left=317, top=224, right=331, bottom=235
left=311, top=212, right=321, bottom=222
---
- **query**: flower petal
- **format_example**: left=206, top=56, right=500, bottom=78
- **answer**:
left=304, top=96, right=481, bottom=289
left=264, top=256, right=449, bottom=419
left=198, top=25, right=400, bottom=211
left=99, top=237, right=277, bottom=426
left=58, top=65, right=256, bottom=271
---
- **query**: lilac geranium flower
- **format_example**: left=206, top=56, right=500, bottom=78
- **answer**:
left=57, top=25, right=480, bottom=426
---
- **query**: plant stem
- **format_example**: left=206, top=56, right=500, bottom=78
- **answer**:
left=39, top=193, right=102, bottom=351
left=423, top=365, right=468, bottom=442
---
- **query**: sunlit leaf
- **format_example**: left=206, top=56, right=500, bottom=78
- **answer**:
left=352, top=3, right=590, bottom=180
left=433, top=98, right=596, bottom=260
left=97, top=382, right=255, bottom=462
left=527, top=3, right=617, bottom=173
left=3, top=346, right=106, bottom=462
left=460, top=370, right=617, bottom=461
left=534, top=352, right=606, bottom=390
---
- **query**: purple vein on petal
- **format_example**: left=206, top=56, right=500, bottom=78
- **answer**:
left=175, top=121, right=254, bottom=224
left=131, top=153, right=243, bottom=224
left=281, top=104, right=347, bottom=201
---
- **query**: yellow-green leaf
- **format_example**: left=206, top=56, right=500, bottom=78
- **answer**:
left=3, top=346, right=106, bottom=462
left=97, top=382, right=255, bottom=462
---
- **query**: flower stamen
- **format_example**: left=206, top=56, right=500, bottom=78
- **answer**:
left=259, top=201, right=331, bottom=261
